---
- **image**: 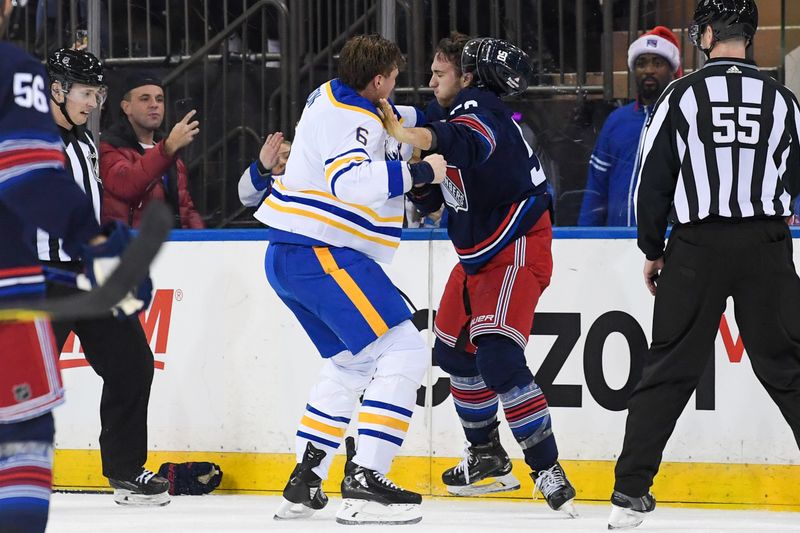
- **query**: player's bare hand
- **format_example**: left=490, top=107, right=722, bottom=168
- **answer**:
left=423, top=154, right=447, bottom=185
left=377, top=98, right=405, bottom=141
left=259, top=132, right=285, bottom=171
left=165, top=110, right=200, bottom=156
left=644, top=257, right=664, bottom=296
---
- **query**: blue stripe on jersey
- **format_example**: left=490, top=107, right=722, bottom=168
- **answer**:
left=0, top=284, right=45, bottom=298
left=324, top=147, right=370, bottom=165
left=361, top=399, right=413, bottom=418
left=269, top=188, right=402, bottom=238
left=330, top=160, right=368, bottom=196
left=0, top=131, right=61, bottom=144
left=358, top=428, right=404, bottom=446
left=296, top=430, right=340, bottom=449
left=387, top=161, right=405, bottom=199
left=249, top=161, right=271, bottom=191
left=306, top=404, right=351, bottom=424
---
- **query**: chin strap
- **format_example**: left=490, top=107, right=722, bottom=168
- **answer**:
left=55, top=98, right=78, bottom=128
left=51, top=81, right=78, bottom=128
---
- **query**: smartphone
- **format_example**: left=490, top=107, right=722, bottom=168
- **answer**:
left=173, top=97, right=199, bottom=125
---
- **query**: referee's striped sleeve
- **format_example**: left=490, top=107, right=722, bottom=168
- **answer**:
left=635, top=86, right=680, bottom=260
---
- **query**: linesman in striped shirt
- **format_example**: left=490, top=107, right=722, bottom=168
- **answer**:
left=610, top=1, right=800, bottom=529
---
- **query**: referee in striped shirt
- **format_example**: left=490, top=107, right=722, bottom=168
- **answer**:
left=609, top=1, right=800, bottom=529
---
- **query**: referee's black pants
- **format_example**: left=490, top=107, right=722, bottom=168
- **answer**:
left=615, top=219, right=800, bottom=497
left=46, top=261, right=155, bottom=481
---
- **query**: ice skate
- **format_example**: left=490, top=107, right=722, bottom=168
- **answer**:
left=607, top=490, right=655, bottom=529
left=336, top=437, right=422, bottom=525
left=532, top=462, right=577, bottom=517
left=274, top=442, right=329, bottom=520
left=442, top=428, right=520, bottom=496
left=108, top=468, right=170, bottom=506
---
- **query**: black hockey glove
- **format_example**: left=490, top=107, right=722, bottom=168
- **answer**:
left=158, top=461, right=223, bottom=495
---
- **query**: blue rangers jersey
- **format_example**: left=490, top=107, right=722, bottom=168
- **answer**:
left=0, top=42, right=99, bottom=300
left=413, top=87, right=550, bottom=273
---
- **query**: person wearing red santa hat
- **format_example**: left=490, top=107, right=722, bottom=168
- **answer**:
left=578, top=26, right=683, bottom=227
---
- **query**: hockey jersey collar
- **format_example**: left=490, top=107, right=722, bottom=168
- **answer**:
left=702, top=57, right=758, bottom=71
left=327, top=79, right=382, bottom=124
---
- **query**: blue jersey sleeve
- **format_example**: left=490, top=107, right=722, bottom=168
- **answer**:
left=0, top=43, right=100, bottom=257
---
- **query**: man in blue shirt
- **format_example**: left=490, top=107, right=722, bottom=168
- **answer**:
left=578, top=26, right=683, bottom=226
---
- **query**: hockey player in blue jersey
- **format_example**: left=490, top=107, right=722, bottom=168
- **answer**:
left=0, top=2, right=150, bottom=531
left=248, top=34, right=446, bottom=525
left=379, top=33, right=577, bottom=516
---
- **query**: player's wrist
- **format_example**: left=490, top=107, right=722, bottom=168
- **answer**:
left=256, top=159, right=272, bottom=175
left=408, top=161, right=435, bottom=186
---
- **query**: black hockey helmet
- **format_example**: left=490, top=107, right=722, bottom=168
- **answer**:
left=47, top=48, right=105, bottom=89
left=689, top=0, right=758, bottom=55
left=461, top=38, right=531, bottom=97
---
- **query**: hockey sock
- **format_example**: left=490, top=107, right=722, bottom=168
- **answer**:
left=354, top=375, right=417, bottom=475
left=449, top=375, right=499, bottom=445
left=498, top=380, right=559, bottom=472
left=296, top=354, right=369, bottom=479
left=353, top=321, right=427, bottom=475
left=0, top=415, right=55, bottom=533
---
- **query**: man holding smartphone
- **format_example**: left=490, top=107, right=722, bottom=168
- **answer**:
left=100, top=72, right=205, bottom=229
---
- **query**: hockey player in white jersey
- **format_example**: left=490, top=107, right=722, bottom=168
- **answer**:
left=244, top=34, right=446, bottom=525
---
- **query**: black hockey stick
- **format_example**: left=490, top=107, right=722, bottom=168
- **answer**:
left=0, top=202, right=172, bottom=322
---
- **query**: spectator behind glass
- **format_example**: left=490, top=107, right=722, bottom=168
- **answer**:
left=578, top=26, right=683, bottom=227
left=99, top=72, right=205, bottom=228
left=238, top=132, right=291, bottom=207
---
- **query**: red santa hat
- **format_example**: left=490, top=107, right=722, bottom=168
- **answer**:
left=628, top=26, right=683, bottom=77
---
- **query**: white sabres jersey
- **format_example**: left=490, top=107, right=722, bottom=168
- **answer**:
left=255, top=79, right=421, bottom=263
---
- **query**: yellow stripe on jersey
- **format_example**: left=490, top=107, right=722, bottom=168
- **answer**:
left=263, top=197, right=400, bottom=249
left=358, top=412, right=410, bottom=432
left=300, top=416, right=346, bottom=438
left=324, top=155, right=368, bottom=183
left=312, top=247, right=389, bottom=337
left=272, top=180, right=404, bottom=224
left=324, top=81, right=382, bottom=124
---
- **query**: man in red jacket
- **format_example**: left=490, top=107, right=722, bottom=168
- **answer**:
left=100, top=73, right=204, bottom=228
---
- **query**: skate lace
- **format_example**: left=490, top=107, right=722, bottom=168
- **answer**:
left=372, top=471, right=401, bottom=491
left=452, top=442, right=475, bottom=484
left=535, top=465, right=565, bottom=498
left=134, top=469, right=157, bottom=485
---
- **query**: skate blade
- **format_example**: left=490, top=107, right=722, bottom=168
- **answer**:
left=335, top=498, right=422, bottom=525
left=274, top=498, right=316, bottom=520
left=446, top=473, right=521, bottom=496
left=557, top=499, right=579, bottom=518
left=607, top=504, right=646, bottom=530
left=113, top=489, right=170, bottom=507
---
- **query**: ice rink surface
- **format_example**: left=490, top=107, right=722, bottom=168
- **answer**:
left=47, top=493, right=800, bottom=533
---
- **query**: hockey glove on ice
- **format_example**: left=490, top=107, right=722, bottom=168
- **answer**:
left=158, top=462, right=223, bottom=495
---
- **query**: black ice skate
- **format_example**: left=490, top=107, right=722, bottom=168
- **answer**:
left=441, top=428, right=520, bottom=496
left=608, top=490, right=655, bottom=530
left=274, top=442, right=329, bottom=520
left=532, top=462, right=577, bottom=517
left=335, top=437, right=422, bottom=525
left=108, top=468, right=170, bottom=506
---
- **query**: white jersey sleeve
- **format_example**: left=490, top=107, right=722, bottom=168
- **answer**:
left=238, top=161, right=272, bottom=207
left=320, top=115, right=412, bottom=208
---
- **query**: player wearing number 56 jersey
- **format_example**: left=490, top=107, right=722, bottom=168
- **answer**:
left=610, top=1, right=800, bottom=529
left=0, top=2, right=101, bottom=531
left=250, top=34, right=447, bottom=525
